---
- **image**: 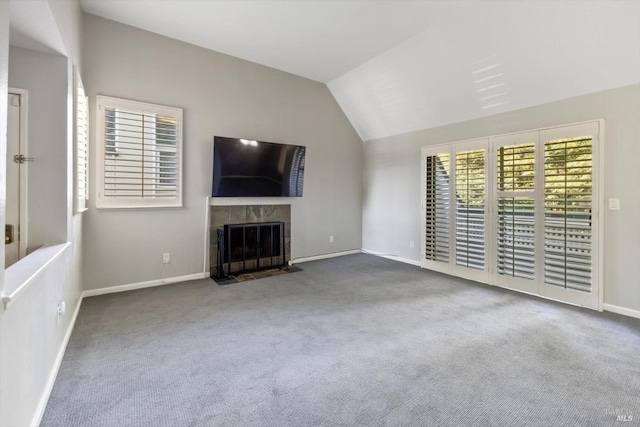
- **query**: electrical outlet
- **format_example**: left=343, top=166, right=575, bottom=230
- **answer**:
left=608, top=198, right=620, bottom=211
left=329, top=235, right=334, bottom=243
left=163, top=253, right=171, bottom=264
left=57, top=301, right=66, bottom=316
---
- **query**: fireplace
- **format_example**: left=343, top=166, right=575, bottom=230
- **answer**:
left=210, top=205, right=291, bottom=278
left=215, top=221, right=285, bottom=278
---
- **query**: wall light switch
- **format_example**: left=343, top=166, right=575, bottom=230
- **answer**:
left=608, top=198, right=620, bottom=211
left=410, top=240, right=415, bottom=248
left=329, top=235, right=334, bottom=243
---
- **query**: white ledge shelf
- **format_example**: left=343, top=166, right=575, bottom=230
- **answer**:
left=2, top=243, right=70, bottom=309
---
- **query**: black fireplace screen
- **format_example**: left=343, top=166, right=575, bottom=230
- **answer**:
left=225, top=223, right=282, bottom=263
left=217, top=221, right=286, bottom=277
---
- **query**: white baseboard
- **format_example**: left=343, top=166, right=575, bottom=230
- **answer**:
left=289, top=249, right=362, bottom=265
left=83, top=272, right=209, bottom=298
left=361, top=249, right=421, bottom=267
left=31, top=295, right=83, bottom=427
left=603, top=303, right=640, bottom=320
left=32, top=273, right=208, bottom=425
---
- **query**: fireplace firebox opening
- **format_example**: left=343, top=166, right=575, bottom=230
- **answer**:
left=214, top=221, right=286, bottom=279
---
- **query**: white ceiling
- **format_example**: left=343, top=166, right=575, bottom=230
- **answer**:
left=329, top=1, right=640, bottom=140
left=78, top=0, right=640, bottom=141
left=13, top=1, right=639, bottom=142
left=80, top=0, right=461, bottom=84
left=9, top=0, right=66, bottom=56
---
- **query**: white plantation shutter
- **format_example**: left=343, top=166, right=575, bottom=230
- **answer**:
left=455, top=149, right=485, bottom=270
left=74, top=69, right=89, bottom=213
left=544, top=137, right=593, bottom=291
left=422, top=121, right=601, bottom=309
left=422, top=141, right=489, bottom=283
left=424, top=153, right=451, bottom=263
left=97, top=96, right=183, bottom=208
left=496, top=143, right=536, bottom=281
left=497, top=197, right=535, bottom=280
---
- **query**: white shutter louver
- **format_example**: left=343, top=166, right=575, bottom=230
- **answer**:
left=103, top=109, right=178, bottom=198
left=497, top=143, right=535, bottom=192
left=97, top=96, right=183, bottom=208
left=422, top=121, right=600, bottom=310
left=496, top=143, right=535, bottom=280
left=425, top=154, right=451, bottom=263
left=497, top=197, right=535, bottom=280
left=455, top=149, right=485, bottom=270
left=544, top=137, right=593, bottom=292
left=74, top=72, right=89, bottom=213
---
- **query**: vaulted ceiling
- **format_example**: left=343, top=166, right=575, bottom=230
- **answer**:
left=12, top=0, right=640, bottom=141
left=80, top=0, right=457, bottom=84
left=328, top=1, right=640, bottom=140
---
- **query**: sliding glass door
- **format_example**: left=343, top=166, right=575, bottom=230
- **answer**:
left=492, top=132, right=538, bottom=294
left=539, top=123, right=600, bottom=307
left=422, top=121, right=601, bottom=310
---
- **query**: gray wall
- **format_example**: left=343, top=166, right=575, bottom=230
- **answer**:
left=362, top=84, right=640, bottom=313
left=8, top=47, right=69, bottom=251
left=1, top=1, right=85, bottom=425
left=82, top=14, right=362, bottom=291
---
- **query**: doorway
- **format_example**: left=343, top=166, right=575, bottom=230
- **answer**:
left=5, top=88, right=28, bottom=268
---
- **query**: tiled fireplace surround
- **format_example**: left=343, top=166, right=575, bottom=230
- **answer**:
left=209, top=205, right=291, bottom=277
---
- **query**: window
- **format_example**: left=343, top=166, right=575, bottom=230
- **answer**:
left=74, top=68, right=89, bottom=213
left=424, top=152, right=451, bottom=264
left=96, top=96, right=183, bottom=208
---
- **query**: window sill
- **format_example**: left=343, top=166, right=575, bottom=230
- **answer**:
left=2, top=243, right=70, bottom=309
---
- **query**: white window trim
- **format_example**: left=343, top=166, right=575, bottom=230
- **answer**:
left=95, top=95, right=183, bottom=209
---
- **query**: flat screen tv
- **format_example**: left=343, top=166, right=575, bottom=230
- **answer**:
left=212, top=136, right=306, bottom=197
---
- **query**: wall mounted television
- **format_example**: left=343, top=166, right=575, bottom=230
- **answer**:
left=212, top=136, right=306, bottom=197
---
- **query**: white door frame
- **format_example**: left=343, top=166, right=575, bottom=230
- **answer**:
left=8, top=88, right=28, bottom=260
left=536, top=121, right=602, bottom=310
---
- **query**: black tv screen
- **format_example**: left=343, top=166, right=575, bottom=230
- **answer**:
left=212, top=136, right=306, bottom=197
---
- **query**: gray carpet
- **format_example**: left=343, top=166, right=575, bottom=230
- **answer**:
left=42, top=254, right=640, bottom=426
